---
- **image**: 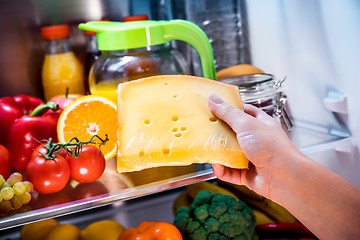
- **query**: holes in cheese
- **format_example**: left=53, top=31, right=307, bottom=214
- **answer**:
left=116, top=75, right=248, bottom=173
left=174, top=133, right=182, bottom=138
left=162, top=148, right=170, bottom=155
left=209, top=116, right=218, bottom=122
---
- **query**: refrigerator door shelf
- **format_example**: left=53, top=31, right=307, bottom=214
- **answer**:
left=0, top=120, right=351, bottom=231
left=323, top=90, right=348, bottom=114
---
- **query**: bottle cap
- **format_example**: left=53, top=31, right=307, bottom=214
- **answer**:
left=41, top=24, right=70, bottom=40
left=122, top=15, right=149, bottom=22
left=84, top=30, right=96, bottom=36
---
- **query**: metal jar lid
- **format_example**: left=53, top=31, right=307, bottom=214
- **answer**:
left=219, top=74, right=293, bottom=131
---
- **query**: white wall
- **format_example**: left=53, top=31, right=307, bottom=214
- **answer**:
left=246, top=0, right=360, bottom=186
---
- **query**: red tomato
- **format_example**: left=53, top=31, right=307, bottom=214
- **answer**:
left=31, top=144, right=67, bottom=160
left=0, top=144, right=11, bottom=179
left=26, top=154, right=70, bottom=194
left=66, top=145, right=105, bottom=183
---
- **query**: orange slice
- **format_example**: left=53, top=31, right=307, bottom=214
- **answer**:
left=57, top=95, right=117, bottom=160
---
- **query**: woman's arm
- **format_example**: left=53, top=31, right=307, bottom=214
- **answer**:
left=208, top=93, right=360, bottom=240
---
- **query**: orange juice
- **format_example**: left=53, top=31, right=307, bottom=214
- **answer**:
left=41, top=24, right=85, bottom=101
left=42, top=52, right=85, bottom=101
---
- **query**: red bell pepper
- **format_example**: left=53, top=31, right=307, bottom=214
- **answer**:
left=118, top=221, right=183, bottom=240
left=0, top=95, right=44, bottom=147
left=256, top=222, right=318, bottom=239
left=7, top=101, right=60, bottom=170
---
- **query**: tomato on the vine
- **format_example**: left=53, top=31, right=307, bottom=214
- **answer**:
left=26, top=153, right=70, bottom=194
left=0, top=144, right=11, bottom=179
left=32, top=144, right=67, bottom=160
left=66, top=145, right=106, bottom=183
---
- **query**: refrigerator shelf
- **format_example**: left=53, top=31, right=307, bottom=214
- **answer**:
left=0, top=119, right=351, bottom=231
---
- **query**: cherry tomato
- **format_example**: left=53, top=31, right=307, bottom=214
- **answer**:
left=0, top=144, right=11, bottom=179
left=26, top=154, right=70, bottom=194
left=66, top=145, right=105, bottom=183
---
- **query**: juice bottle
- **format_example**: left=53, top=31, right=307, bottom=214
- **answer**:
left=41, top=24, right=85, bottom=101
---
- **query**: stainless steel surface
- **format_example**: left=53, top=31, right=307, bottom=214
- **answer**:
left=0, top=120, right=351, bottom=231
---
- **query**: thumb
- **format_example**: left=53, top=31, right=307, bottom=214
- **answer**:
left=208, top=93, right=251, bottom=134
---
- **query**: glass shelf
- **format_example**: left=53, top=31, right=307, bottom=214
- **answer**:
left=0, top=119, right=351, bottom=231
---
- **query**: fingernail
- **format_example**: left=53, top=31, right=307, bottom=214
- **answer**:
left=208, top=93, right=224, bottom=104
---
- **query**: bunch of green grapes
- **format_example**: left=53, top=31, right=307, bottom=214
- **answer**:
left=0, top=172, right=33, bottom=213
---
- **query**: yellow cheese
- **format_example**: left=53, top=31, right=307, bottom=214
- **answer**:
left=116, top=75, right=248, bottom=173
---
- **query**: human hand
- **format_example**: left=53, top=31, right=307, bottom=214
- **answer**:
left=208, top=93, right=299, bottom=199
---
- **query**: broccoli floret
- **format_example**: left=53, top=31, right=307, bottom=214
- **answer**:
left=194, top=204, right=209, bottom=222
left=174, top=190, right=258, bottom=240
left=204, top=217, right=220, bottom=232
left=191, top=190, right=213, bottom=208
left=229, top=198, right=246, bottom=211
left=174, top=207, right=191, bottom=235
left=208, top=232, right=228, bottom=240
left=187, top=220, right=201, bottom=233
left=190, top=226, right=207, bottom=240
left=209, top=201, right=228, bottom=218
left=211, top=193, right=234, bottom=204
left=220, top=222, right=245, bottom=238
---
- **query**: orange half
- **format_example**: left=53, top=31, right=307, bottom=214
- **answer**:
left=57, top=95, right=117, bottom=160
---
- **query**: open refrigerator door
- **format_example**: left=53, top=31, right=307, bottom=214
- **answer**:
left=0, top=0, right=359, bottom=239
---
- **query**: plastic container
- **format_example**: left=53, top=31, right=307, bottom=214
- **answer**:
left=79, top=20, right=216, bottom=103
left=183, top=0, right=251, bottom=75
left=41, top=24, right=85, bottom=101
left=219, top=74, right=293, bottom=131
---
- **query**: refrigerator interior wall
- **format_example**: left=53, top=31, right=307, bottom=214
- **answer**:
left=0, top=0, right=130, bottom=98
left=246, top=0, right=360, bottom=187
left=0, top=1, right=358, bottom=237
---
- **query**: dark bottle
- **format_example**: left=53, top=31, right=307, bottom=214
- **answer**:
left=84, top=29, right=101, bottom=95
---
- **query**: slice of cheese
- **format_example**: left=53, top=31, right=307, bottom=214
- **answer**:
left=116, top=75, right=248, bottom=173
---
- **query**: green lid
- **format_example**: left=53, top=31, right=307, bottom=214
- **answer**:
left=79, top=19, right=216, bottom=80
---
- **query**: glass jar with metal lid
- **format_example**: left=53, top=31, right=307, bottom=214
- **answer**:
left=219, top=73, right=293, bottom=131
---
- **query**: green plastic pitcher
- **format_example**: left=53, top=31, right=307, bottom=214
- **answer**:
left=79, top=20, right=216, bottom=103
left=79, top=20, right=215, bottom=79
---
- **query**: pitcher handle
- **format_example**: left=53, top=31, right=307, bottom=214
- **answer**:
left=161, top=20, right=216, bottom=80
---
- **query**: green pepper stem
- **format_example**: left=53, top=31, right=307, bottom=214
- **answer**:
left=30, top=102, right=59, bottom=117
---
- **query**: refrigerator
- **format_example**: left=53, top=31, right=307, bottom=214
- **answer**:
left=0, top=0, right=359, bottom=239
